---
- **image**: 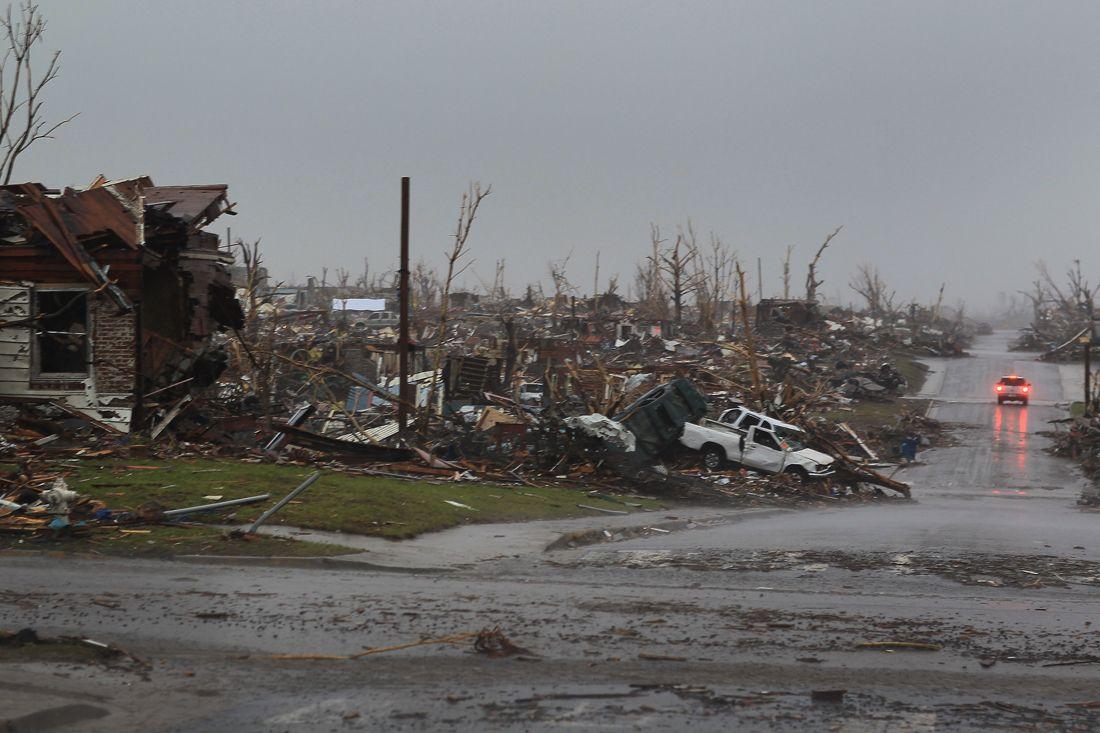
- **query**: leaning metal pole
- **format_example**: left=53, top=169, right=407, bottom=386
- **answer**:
left=246, top=472, right=321, bottom=534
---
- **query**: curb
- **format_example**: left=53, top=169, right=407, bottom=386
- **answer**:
left=174, top=554, right=451, bottom=574
left=543, top=507, right=794, bottom=552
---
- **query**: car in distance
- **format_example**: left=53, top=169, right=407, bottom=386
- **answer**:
left=995, top=375, right=1031, bottom=405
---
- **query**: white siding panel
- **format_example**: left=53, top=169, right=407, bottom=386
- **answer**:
left=0, top=284, right=31, bottom=394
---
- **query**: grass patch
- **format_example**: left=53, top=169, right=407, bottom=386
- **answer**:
left=896, top=355, right=930, bottom=395
left=0, top=524, right=356, bottom=558
left=821, top=357, right=931, bottom=433
left=38, top=458, right=660, bottom=541
left=823, top=399, right=931, bottom=434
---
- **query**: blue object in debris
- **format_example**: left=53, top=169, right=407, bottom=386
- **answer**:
left=900, top=436, right=919, bottom=461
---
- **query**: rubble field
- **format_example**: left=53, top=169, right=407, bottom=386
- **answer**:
left=1, top=186, right=981, bottom=553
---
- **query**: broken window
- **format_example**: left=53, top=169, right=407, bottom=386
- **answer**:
left=753, top=430, right=781, bottom=451
left=35, top=290, right=88, bottom=376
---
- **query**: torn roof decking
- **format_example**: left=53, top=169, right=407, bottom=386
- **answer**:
left=0, top=179, right=233, bottom=296
left=142, top=185, right=230, bottom=229
left=10, top=186, right=134, bottom=309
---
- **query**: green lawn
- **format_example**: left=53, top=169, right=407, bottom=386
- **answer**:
left=26, top=458, right=659, bottom=541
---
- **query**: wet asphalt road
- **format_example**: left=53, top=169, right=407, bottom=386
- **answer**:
left=3, top=332, right=1100, bottom=732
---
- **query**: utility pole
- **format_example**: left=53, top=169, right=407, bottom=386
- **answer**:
left=398, top=177, right=410, bottom=431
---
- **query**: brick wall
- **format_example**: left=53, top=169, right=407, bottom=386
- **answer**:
left=90, top=296, right=136, bottom=394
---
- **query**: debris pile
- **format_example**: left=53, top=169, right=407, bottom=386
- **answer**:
left=1, top=286, right=953, bottom=517
left=1041, top=416, right=1100, bottom=500
left=0, top=469, right=273, bottom=539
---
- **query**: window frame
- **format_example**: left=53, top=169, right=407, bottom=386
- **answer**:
left=32, top=285, right=91, bottom=381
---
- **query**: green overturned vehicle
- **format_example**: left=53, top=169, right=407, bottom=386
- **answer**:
left=610, top=378, right=709, bottom=460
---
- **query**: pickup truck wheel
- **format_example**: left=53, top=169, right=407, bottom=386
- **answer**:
left=702, top=445, right=725, bottom=470
left=784, top=466, right=809, bottom=483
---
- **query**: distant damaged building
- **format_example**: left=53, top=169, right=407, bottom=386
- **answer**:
left=0, top=177, right=242, bottom=431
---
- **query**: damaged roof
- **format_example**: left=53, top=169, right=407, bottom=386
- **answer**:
left=30, top=185, right=142, bottom=249
left=143, top=185, right=231, bottom=228
left=0, top=177, right=234, bottom=304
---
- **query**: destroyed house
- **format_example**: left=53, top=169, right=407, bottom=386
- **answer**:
left=755, top=298, right=820, bottom=334
left=0, top=178, right=242, bottom=432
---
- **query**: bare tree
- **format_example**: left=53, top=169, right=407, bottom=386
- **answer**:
left=805, top=225, right=842, bottom=302
left=410, top=258, right=438, bottom=309
left=0, top=3, right=75, bottom=183
left=334, top=267, right=351, bottom=295
left=547, top=249, right=575, bottom=326
left=655, top=220, right=701, bottom=328
left=734, top=260, right=762, bottom=404
left=1019, top=260, right=1099, bottom=346
left=694, top=232, right=735, bottom=333
left=849, top=263, right=896, bottom=322
left=491, top=258, right=507, bottom=301
left=605, top=273, right=619, bottom=299
left=423, top=182, right=491, bottom=423
left=633, top=224, right=669, bottom=319
left=781, top=245, right=794, bottom=299
left=1039, top=259, right=1097, bottom=319
left=231, top=238, right=282, bottom=418
left=930, top=282, right=946, bottom=325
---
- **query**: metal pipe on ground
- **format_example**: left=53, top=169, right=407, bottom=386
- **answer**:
left=162, top=494, right=271, bottom=519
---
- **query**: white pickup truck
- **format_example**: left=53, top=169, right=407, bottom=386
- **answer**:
left=680, top=409, right=836, bottom=480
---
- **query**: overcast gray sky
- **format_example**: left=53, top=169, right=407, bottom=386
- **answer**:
left=23, top=0, right=1100, bottom=310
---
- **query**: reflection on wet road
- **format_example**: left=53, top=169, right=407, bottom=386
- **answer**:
left=992, top=403, right=1028, bottom=480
